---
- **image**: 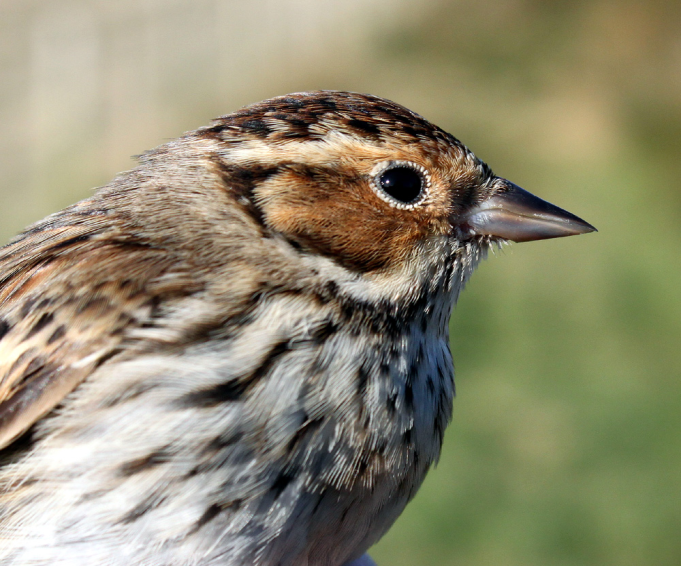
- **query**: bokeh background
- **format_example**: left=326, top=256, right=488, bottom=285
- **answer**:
left=1, top=1, right=680, bottom=564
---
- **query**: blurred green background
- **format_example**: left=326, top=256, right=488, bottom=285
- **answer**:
left=1, top=1, right=679, bottom=564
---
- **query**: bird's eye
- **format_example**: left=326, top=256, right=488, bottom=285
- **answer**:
left=371, top=161, right=430, bottom=209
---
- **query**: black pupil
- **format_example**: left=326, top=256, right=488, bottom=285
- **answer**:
left=379, top=167, right=423, bottom=204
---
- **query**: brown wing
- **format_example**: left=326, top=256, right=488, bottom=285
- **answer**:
left=0, top=203, right=180, bottom=449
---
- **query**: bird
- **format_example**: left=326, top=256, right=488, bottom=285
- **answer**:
left=0, top=91, right=595, bottom=566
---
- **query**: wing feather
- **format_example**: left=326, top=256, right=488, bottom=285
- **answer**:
left=0, top=205, right=179, bottom=449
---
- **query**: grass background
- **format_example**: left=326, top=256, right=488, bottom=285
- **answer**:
left=1, top=1, right=679, bottom=564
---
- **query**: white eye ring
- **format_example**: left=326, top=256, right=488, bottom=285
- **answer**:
left=370, top=160, right=431, bottom=210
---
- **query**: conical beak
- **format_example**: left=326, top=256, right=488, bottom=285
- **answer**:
left=464, top=181, right=597, bottom=243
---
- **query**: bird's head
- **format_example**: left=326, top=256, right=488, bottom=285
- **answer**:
left=131, top=91, right=595, bottom=304
left=200, top=91, right=594, bottom=272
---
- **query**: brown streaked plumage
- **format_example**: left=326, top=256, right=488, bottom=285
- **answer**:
left=0, top=91, right=595, bottom=566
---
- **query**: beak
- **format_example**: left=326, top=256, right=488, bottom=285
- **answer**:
left=464, top=181, right=597, bottom=243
